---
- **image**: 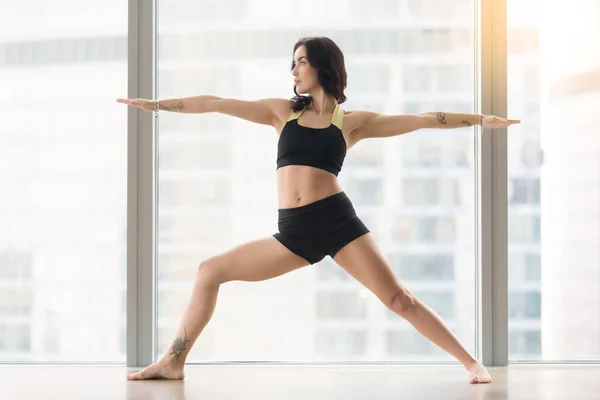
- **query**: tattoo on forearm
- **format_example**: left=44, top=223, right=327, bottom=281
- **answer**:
left=436, top=112, right=447, bottom=124
left=169, top=327, right=190, bottom=361
left=164, top=101, right=185, bottom=111
left=462, top=120, right=472, bottom=127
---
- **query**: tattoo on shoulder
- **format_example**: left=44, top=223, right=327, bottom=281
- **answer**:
left=436, top=112, right=447, bottom=124
left=169, top=327, right=190, bottom=361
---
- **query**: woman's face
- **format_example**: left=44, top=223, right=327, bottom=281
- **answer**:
left=292, top=45, right=318, bottom=94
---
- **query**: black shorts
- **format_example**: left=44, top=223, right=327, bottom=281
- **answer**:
left=273, top=191, right=370, bottom=265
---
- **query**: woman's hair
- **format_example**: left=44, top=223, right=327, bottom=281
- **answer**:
left=289, top=36, right=348, bottom=112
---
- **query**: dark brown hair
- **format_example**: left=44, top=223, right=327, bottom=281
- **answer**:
left=289, top=37, right=348, bottom=112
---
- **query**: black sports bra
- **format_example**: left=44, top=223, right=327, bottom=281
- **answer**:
left=276, top=103, right=347, bottom=177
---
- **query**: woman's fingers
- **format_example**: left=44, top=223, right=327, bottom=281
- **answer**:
left=116, top=98, right=142, bottom=108
left=482, top=115, right=521, bottom=129
left=116, top=98, right=137, bottom=107
left=116, top=98, right=154, bottom=112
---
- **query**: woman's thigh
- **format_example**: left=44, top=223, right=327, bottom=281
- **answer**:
left=199, top=236, right=311, bottom=284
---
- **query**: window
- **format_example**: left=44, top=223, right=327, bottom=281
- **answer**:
left=508, top=215, right=540, bottom=243
left=509, top=292, right=541, bottom=319
left=160, top=0, right=247, bottom=23
left=509, top=331, right=541, bottom=357
left=0, top=2, right=127, bottom=362
left=317, top=260, right=355, bottom=282
left=508, top=0, right=600, bottom=361
left=509, top=178, right=540, bottom=205
left=388, top=253, right=455, bottom=281
left=317, top=292, right=367, bottom=320
left=403, top=141, right=470, bottom=169
left=421, top=217, right=456, bottom=242
left=508, top=253, right=541, bottom=282
left=386, top=329, right=452, bottom=359
left=0, top=326, right=30, bottom=353
left=316, top=330, right=367, bottom=357
left=407, top=0, right=474, bottom=21
left=437, top=65, right=472, bottom=93
left=159, top=141, right=233, bottom=170
left=521, top=140, right=543, bottom=167
left=392, top=217, right=456, bottom=243
left=158, top=178, right=231, bottom=209
left=0, top=288, right=32, bottom=315
left=158, top=214, right=232, bottom=245
left=403, top=65, right=433, bottom=93
left=156, top=0, right=476, bottom=363
left=0, top=252, right=32, bottom=281
left=349, top=0, right=399, bottom=18
left=345, top=178, right=383, bottom=205
left=344, top=141, right=384, bottom=168
left=348, top=65, right=391, bottom=94
left=0, top=37, right=126, bottom=66
left=403, top=179, right=438, bottom=205
left=402, top=178, right=461, bottom=206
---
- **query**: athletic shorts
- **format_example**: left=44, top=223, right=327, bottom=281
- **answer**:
left=273, top=191, right=370, bottom=265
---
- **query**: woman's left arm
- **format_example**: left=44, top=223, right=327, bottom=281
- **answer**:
left=352, top=111, right=521, bottom=140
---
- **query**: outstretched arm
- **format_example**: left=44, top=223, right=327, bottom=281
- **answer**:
left=352, top=111, right=520, bottom=140
left=158, top=96, right=289, bottom=127
left=421, top=111, right=483, bottom=129
left=117, top=96, right=290, bottom=128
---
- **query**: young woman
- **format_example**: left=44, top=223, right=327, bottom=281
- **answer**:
left=118, top=36, right=519, bottom=384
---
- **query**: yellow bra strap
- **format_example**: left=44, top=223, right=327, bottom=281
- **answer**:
left=287, top=103, right=343, bottom=128
left=286, top=107, right=306, bottom=122
left=332, top=103, right=344, bottom=130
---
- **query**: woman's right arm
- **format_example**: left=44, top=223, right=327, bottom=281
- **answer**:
left=159, top=96, right=289, bottom=128
left=117, top=96, right=290, bottom=129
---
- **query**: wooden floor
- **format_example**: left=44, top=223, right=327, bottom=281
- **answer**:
left=1, top=364, right=599, bottom=399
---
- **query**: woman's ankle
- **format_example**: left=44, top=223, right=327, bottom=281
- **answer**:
left=160, top=352, right=187, bottom=367
left=462, top=357, right=480, bottom=368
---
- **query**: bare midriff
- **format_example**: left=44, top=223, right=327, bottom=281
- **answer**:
left=276, top=165, right=343, bottom=209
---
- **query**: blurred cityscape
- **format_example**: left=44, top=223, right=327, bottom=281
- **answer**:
left=1, top=0, right=598, bottom=363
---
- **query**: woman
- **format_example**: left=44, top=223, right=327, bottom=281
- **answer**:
left=118, top=36, right=519, bottom=384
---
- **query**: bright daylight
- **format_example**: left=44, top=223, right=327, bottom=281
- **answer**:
left=1, top=0, right=599, bottom=399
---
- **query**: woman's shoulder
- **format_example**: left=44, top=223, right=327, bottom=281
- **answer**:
left=341, top=109, right=369, bottom=130
left=266, top=98, right=296, bottom=119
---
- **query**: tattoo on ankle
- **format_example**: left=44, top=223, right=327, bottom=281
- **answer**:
left=169, top=327, right=190, bottom=361
left=462, top=120, right=472, bottom=127
left=436, top=112, right=447, bottom=124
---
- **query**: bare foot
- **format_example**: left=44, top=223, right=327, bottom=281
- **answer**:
left=466, top=361, right=492, bottom=384
left=127, top=359, right=185, bottom=381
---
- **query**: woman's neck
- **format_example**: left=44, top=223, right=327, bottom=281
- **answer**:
left=308, top=96, right=337, bottom=115
left=305, top=88, right=336, bottom=115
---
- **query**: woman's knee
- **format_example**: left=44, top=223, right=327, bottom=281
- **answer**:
left=196, top=258, right=224, bottom=286
left=387, top=288, right=417, bottom=316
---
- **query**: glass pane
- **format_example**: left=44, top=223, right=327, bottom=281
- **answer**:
left=157, top=0, right=476, bottom=362
left=0, top=1, right=128, bottom=362
left=508, top=0, right=600, bottom=361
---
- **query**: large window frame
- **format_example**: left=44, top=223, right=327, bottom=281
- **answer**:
left=124, top=0, right=596, bottom=368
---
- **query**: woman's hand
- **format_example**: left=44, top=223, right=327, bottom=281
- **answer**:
left=482, top=114, right=521, bottom=129
left=116, top=98, right=155, bottom=111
